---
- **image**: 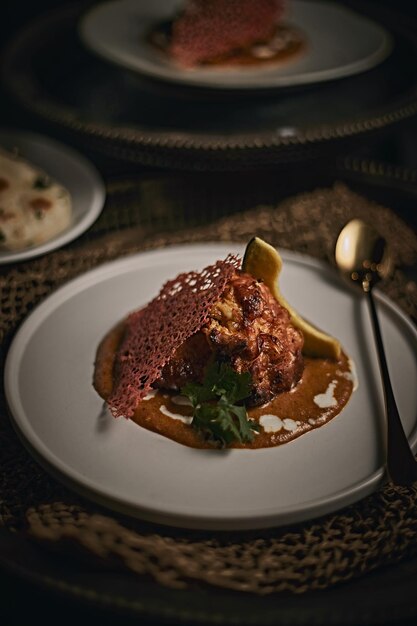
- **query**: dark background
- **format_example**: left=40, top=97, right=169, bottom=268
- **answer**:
left=1, top=1, right=417, bottom=624
left=2, top=0, right=417, bottom=171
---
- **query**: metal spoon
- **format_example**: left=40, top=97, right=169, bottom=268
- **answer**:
left=335, top=218, right=417, bottom=486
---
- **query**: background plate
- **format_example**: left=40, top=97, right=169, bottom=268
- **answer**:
left=79, top=0, right=392, bottom=89
left=4, top=245, right=417, bottom=530
left=2, top=2, right=416, bottom=169
left=0, top=130, right=105, bottom=263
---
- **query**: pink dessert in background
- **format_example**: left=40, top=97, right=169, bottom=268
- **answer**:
left=170, top=0, right=286, bottom=67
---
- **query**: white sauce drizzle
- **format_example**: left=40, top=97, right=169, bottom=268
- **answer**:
left=259, top=415, right=299, bottom=434
left=159, top=405, right=193, bottom=425
left=252, top=29, right=299, bottom=58
left=259, top=414, right=283, bottom=433
left=252, top=44, right=276, bottom=59
left=348, top=358, right=359, bottom=391
left=143, top=389, right=157, bottom=401
left=171, top=395, right=193, bottom=407
left=314, top=381, right=338, bottom=409
left=283, top=418, right=298, bottom=432
left=337, top=358, right=359, bottom=391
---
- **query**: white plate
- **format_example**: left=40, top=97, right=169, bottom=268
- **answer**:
left=0, top=130, right=105, bottom=264
left=79, top=0, right=392, bottom=89
left=4, top=244, right=417, bottom=530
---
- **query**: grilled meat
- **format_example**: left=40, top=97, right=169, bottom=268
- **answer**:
left=156, top=270, right=304, bottom=406
left=170, top=0, right=285, bottom=67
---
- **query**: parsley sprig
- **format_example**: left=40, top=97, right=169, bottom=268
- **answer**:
left=181, top=362, right=259, bottom=446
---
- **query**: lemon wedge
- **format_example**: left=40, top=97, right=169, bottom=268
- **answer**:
left=242, top=237, right=341, bottom=359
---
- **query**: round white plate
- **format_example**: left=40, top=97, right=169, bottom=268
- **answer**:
left=4, top=244, right=417, bottom=530
left=79, top=0, right=392, bottom=89
left=0, top=130, right=105, bottom=264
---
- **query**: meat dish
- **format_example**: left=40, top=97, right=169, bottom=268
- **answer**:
left=148, top=0, right=306, bottom=70
left=156, top=269, right=304, bottom=407
left=93, top=240, right=356, bottom=449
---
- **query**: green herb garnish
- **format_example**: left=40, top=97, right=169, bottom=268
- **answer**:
left=181, top=362, right=259, bottom=446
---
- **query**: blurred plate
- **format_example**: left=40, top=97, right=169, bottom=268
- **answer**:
left=3, top=2, right=415, bottom=169
left=79, top=0, right=392, bottom=89
left=0, top=130, right=105, bottom=264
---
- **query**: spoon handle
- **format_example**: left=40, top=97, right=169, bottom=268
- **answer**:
left=367, top=290, right=417, bottom=485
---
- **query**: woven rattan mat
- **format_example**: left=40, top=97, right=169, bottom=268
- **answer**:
left=1, top=181, right=417, bottom=596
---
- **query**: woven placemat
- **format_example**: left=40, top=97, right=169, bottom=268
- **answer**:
left=1, top=180, right=417, bottom=596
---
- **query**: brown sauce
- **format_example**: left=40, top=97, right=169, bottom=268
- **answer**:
left=94, top=323, right=355, bottom=450
left=147, top=22, right=307, bottom=69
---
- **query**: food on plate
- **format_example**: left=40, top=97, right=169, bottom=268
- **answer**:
left=93, top=239, right=356, bottom=449
left=0, top=147, right=72, bottom=251
left=155, top=265, right=304, bottom=407
left=148, top=0, right=306, bottom=69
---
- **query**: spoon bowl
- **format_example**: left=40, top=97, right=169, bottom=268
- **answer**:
left=335, top=218, right=417, bottom=486
left=335, top=218, right=392, bottom=292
